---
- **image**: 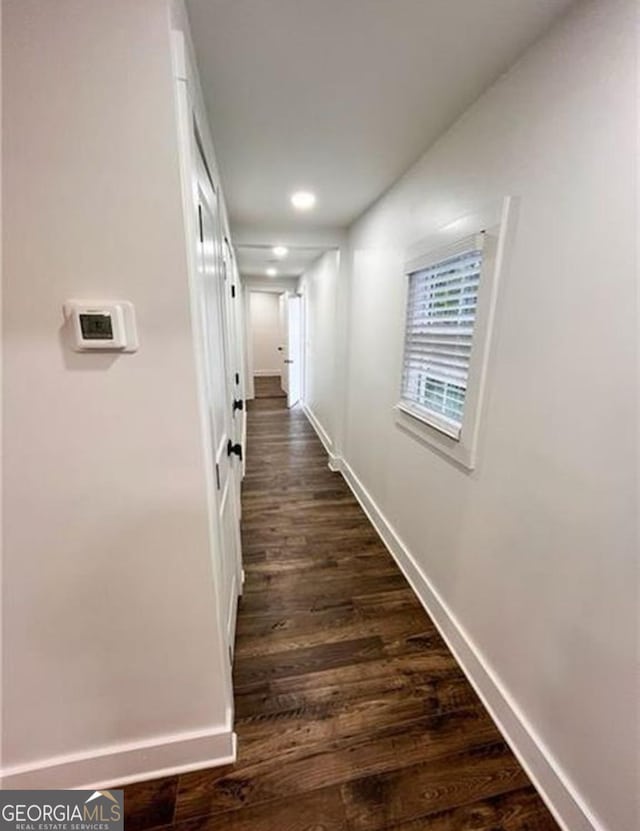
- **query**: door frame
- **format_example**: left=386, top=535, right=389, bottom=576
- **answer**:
left=171, top=31, right=241, bottom=716
left=245, top=286, right=289, bottom=398
left=298, top=288, right=307, bottom=404
left=193, top=144, right=243, bottom=650
left=285, top=294, right=303, bottom=408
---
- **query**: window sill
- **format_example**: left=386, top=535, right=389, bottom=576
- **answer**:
left=394, top=404, right=475, bottom=471
left=396, top=402, right=461, bottom=440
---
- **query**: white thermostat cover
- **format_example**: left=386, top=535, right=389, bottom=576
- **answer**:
left=64, top=300, right=138, bottom=352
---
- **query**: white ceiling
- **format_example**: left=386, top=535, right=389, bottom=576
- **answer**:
left=186, top=0, right=573, bottom=273
left=236, top=244, right=330, bottom=278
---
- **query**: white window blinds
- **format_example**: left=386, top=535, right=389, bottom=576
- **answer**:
left=400, top=240, right=484, bottom=439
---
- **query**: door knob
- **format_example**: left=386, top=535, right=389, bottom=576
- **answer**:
left=284, top=359, right=293, bottom=364
left=227, top=439, right=243, bottom=461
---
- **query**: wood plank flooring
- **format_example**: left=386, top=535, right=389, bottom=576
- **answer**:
left=253, top=375, right=286, bottom=399
left=122, top=378, right=559, bottom=831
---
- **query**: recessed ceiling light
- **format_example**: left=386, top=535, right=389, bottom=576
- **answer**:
left=266, top=267, right=278, bottom=277
left=272, top=245, right=289, bottom=258
left=290, top=190, right=316, bottom=211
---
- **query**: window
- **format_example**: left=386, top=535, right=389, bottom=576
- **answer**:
left=395, top=198, right=514, bottom=470
left=399, top=240, right=484, bottom=440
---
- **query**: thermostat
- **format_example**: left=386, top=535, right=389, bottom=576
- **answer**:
left=64, top=300, right=138, bottom=352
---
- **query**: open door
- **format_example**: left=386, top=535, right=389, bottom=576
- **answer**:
left=285, top=294, right=302, bottom=408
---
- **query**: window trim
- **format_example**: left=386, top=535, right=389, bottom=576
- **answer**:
left=399, top=232, right=486, bottom=440
left=395, top=197, right=515, bottom=470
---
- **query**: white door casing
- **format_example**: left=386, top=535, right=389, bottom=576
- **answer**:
left=194, top=148, right=242, bottom=652
left=286, top=295, right=302, bottom=408
left=172, top=29, right=242, bottom=734
left=278, top=293, right=288, bottom=395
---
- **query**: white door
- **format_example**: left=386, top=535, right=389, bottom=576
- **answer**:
left=286, top=295, right=302, bottom=408
left=223, top=240, right=247, bottom=496
left=278, top=293, right=288, bottom=395
left=194, top=148, right=242, bottom=651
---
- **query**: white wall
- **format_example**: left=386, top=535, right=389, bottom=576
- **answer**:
left=305, top=1, right=637, bottom=829
left=249, top=291, right=282, bottom=376
left=298, top=251, right=340, bottom=450
left=2, top=0, right=233, bottom=786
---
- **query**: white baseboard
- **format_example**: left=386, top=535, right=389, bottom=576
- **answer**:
left=1, top=726, right=237, bottom=791
left=337, top=454, right=603, bottom=831
left=301, top=402, right=340, bottom=470
left=252, top=370, right=281, bottom=377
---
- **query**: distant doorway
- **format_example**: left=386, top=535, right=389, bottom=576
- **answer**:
left=247, top=289, right=303, bottom=407
left=248, top=291, right=283, bottom=387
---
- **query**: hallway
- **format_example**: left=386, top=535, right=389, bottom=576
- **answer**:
left=123, top=395, right=558, bottom=830
left=3, top=2, right=636, bottom=826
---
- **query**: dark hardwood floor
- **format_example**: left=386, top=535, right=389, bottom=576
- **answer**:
left=123, top=378, right=559, bottom=831
left=253, top=375, right=286, bottom=399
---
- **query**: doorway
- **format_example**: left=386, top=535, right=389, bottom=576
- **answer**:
left=247, top=289, right=302, bottom=408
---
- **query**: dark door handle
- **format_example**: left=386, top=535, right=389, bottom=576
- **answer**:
left=284, top=359, right=293, bottom=364
left=227, top=439, right=243, bottom=462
